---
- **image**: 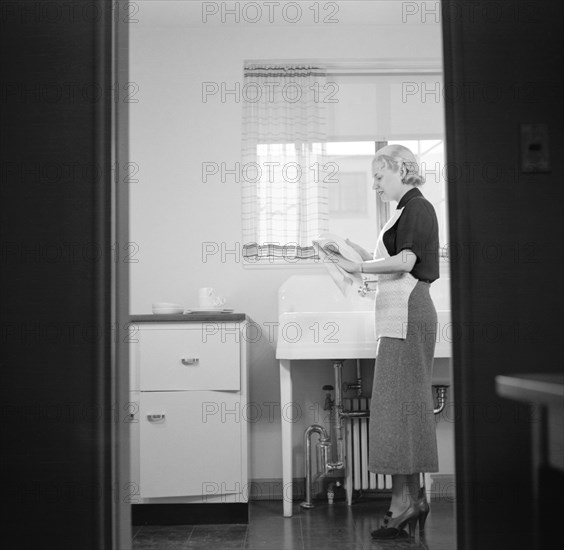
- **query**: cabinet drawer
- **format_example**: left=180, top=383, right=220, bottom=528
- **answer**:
left=138, top=327, right=240, bottom=391
left=139, top=391, right=242, bottom=499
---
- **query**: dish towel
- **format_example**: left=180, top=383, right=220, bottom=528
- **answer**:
left=313, top=232, right=365, bottom=296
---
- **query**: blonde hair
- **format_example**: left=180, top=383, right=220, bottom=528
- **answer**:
left=373, top=144, right=425, bottom=186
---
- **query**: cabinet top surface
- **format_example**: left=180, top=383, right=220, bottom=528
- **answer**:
left=130, top=313, right=247, bottom=323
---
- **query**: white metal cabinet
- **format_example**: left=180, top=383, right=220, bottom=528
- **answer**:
left=130, top=321, right=249, bottom=504
left=139, top=390, right=243, bottom=498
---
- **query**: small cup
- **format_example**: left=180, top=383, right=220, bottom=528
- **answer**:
left=198, top=287, right=213, bottom=308
left=198, top=287, right=213, bottom=298
left=198, top=288, right=227, bottom=308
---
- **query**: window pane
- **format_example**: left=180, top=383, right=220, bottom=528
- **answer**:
left=325, top=141, right=377, bottom=251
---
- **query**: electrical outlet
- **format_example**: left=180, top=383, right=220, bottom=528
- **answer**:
left=521, top=123, right=550, bottom=173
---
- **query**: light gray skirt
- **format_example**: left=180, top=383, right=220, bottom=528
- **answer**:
left=368, top=281, right=439, bottom=475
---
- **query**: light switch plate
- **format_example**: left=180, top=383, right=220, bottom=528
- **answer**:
left=521, top=123, right=550, bottom=173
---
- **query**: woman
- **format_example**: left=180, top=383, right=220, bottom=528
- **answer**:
left=334, top=144, right=439, bottom=540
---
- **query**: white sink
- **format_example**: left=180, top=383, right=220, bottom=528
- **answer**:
left=276, top=309, right=452, bottom=359
left=276, top=310, right=378, bottom=360
left=275, top=275, right=452, bottom=360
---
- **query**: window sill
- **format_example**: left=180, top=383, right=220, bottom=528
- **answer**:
left=241, top=259, right=328, bottom=270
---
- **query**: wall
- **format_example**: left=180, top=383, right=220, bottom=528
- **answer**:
left=129, top=1, right=449, bottom=482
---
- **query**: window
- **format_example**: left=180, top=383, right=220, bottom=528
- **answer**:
left=241, top=62, right=446, bottom=266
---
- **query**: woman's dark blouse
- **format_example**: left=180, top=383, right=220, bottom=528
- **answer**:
left=382, top=187, right=440, bottom=283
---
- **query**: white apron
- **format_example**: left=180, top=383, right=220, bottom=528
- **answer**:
left=373, top=207, right=418, bottom=340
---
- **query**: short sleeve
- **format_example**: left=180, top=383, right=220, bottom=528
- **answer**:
left=395, top=200, right=435, bottom=263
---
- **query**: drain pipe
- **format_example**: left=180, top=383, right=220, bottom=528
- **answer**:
left=329, top=361, right=345, bottom=470
left=433, top=385, right=449, bottom=414
left=300, top=424, right=331, bottom=509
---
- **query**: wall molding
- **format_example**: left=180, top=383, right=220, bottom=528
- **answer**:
left=248, top=478, right=394, bottom=502
left=249, top=476, right=455, bottom=502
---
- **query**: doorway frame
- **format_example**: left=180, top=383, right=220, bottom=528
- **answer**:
left=112, top=2, right=132, bottom=548
left=109, top=5, right=455, bottom=549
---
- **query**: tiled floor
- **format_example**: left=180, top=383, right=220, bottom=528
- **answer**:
left=132, top=498, right=456, bottom=550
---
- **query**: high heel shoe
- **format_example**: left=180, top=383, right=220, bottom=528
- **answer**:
left=370, top=502, right=420, bottom=540
left=415, top=487, right=430, bottom=537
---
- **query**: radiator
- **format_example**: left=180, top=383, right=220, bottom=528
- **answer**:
left=343, top=397, right=391, bottom=499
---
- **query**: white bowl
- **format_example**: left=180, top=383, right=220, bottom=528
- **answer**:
left=152, top=303, right=183, bottom=314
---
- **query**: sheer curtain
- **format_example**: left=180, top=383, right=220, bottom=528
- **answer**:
left=241, top=65, right=329, bottom=261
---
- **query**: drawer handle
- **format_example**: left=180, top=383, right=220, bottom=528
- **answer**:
left=147, top=414, right=165, bottom=422
left=181, top=356, right=199, bottom=366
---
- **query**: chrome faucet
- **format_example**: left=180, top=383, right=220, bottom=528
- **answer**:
left=358, top=278, right=378, bottom=297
